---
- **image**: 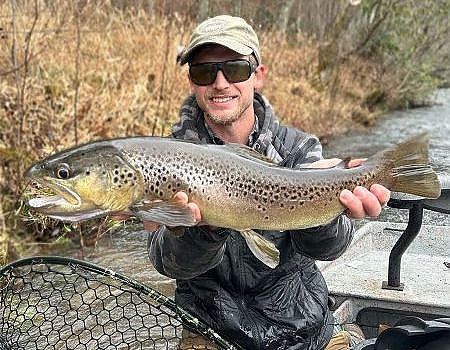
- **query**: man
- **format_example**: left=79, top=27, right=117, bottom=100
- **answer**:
left=145, top=15, right=390, bottom=349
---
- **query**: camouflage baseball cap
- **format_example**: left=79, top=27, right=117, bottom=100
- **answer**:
left=178, top=15, right=261, bottom=65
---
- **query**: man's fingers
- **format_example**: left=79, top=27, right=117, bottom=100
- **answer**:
left=340, top=186, right=384, bottom=219
left=340, top=189, right=365, bottom=219
left=354, top=186, right=381, bottom=217
left=173, top=191, right=189, bottom=204
left=347, top=158, right=367, bottom=168
left=143, top=221, right=160, bottom=231
left=174, top=191, right=202, bottom=224
left=370, top=184, right=391, bottom=207
left=188, top=202, right=202, bottom=223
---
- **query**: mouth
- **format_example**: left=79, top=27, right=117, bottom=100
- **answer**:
left=209, top=95, right=237, bottom=104
left=24, top=180, right=108, bottom=222
left=26, top=178, right=81, bottom=208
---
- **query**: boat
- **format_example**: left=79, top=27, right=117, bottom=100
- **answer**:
left=320, top=174, right=450, bottom=349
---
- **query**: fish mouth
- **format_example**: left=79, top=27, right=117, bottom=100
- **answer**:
left=25, top=178, right=108, bottom=222
left=27, top=177, right=81, bottom=208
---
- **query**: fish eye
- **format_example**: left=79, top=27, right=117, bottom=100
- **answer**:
left=55, top=163, right=71, bottom=179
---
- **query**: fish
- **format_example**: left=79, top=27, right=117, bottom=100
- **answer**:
left=24, top=133, right=441, bottom=268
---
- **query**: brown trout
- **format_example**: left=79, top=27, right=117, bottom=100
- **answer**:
left=24, top=133, right=441, bottom=268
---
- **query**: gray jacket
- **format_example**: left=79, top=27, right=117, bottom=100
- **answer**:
left=148, top=93, right=354, bottom=349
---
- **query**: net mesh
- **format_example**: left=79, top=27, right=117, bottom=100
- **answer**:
left=0, top=256, right=239, bottom=350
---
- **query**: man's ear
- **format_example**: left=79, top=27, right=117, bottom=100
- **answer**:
left=254, top=64, right=266, bottom=91
left=188, top=71, right=196, bottom=92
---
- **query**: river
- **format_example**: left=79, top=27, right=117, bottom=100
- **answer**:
left=30, top=89, right=450, bottom=291
left=323, top=88, right=450, bottom=227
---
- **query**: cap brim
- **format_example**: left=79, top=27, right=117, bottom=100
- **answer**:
left=180, top=38, right=253, bottom=65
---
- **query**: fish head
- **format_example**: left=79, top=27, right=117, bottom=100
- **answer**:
left=24, top=142, right=144, bottom=221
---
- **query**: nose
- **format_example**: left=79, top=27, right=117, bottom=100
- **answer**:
left=212, top=70, right=230, bottom=89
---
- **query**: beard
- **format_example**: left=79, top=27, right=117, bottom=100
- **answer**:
left=205, top=101, right=252, bottom=126
left=206, top=111, right=240, bottom=126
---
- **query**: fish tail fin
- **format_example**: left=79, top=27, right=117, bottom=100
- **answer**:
left=240, top=229, right=280, bottom=268
left=379, top=133, right=441, bottom=198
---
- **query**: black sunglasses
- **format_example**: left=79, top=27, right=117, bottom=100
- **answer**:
left=189, top=59, right=258, bottom=86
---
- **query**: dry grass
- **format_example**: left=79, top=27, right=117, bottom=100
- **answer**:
left=0, top=4, right=383, bottom=264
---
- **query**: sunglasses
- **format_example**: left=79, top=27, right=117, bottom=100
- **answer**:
left=189, top=59, right=258, bottom=86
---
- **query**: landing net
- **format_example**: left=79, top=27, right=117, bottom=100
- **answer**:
left=0, top=256, right=240, bottom=350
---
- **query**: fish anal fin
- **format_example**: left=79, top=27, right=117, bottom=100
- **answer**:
left=239, top=229, right=280, bottom=268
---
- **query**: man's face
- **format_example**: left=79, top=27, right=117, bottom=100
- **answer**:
left=189, top=45, right=264, bottom=126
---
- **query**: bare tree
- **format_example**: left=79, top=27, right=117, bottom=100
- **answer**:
left=278, top=0, right=295, bottom=33
left=10, top=0, right=40, bottom=146
left=197, top=0, right=209, bottom=22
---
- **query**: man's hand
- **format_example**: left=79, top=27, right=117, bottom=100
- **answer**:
left=111, top=191, right=202, bottom=231
left=339, top=158, right=390, bottom=219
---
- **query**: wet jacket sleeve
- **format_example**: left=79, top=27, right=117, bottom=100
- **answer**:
left=290, top=215, right=354, bottom=260
left=147, top=225, right=229, bottom=279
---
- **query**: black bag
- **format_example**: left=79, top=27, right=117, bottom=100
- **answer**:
left=354, top=316, right=450, bottom=350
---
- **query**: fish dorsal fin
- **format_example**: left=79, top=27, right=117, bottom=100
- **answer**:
left=239, top=229, right=280, bottom=268
left=222, top=143, right=279, bottom=166
left=130, top=200, right=197, bottom=227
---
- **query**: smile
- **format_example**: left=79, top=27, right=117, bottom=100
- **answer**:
left=210, top=96, right=235, bottom=103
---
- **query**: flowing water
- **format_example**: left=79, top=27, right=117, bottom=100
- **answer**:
left=323, top=88, right=450, bottom=227
left=28, top=90, right=450, bottom=288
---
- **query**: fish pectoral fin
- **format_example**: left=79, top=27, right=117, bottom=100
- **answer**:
left=239, top=229, right=280, bottom=269
left=131, top=200, right=197, bottom=227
